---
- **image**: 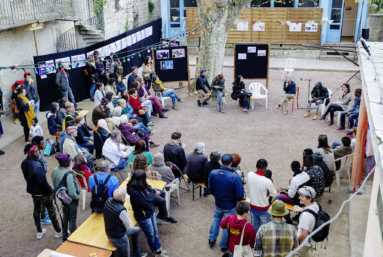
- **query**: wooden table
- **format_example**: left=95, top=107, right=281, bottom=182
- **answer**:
left=37, top=249, right=53, bottom=257
left=68, top=179, right=166, bottom=251
left=56, top=241, right=112, bottom=257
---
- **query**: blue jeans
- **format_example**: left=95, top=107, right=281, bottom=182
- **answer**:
left=142, top=100, right=153, bottom=117
left=251, top=208, right=271, bottom=233
left=117, top=158, right=129, bottom=170
left=331, top=140, right=342, bottom=149
left=162, top=90, right=180, bottom=105
left=0, top=120, right=3, bottom=134
left=33, top=102, right=40, bottom=117
left=60, top=131, right=67, bottom=153
left=144, top=111, right=151, bottom=123
left=183, top=153, right=189, bottom=174
left=108, top=227, right=142, bottom=257
left=90, top=83, right=96, bottom=100
left=78, top=142, right=94, bottom=154
left=62, top=88, right=78, bottom=109
left=209, top=206, right=236, bottom=248
left=134, top=123, right=150, bottom=133
left=341, top=111, right=359, bottom=128
left=137, top=214, right=162, bottom=254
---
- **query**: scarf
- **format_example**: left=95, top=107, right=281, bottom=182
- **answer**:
left=18, top=94, right=35, bottom=128
left=154, top=80, right=165, bottom=89
left=73, top=164, right=89, bottom=173
left=130, top=94, right=138, bottom=100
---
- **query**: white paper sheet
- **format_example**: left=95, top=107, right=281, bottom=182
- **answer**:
left=238, top=53, right=247, bottom=60
left=71, top=54, right=86, bottom=68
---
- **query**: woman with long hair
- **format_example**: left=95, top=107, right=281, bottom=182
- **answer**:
left=314, top=135, right=335, bottom=171
left=142, top=56, right=154, bottom=90
left=46, top=102, right=62, bottom=136
left=128, top=88, right=153, bottom=126
left=231, top=75, right=251, bottom=113
left=128, top=140, right=156, bottom=164
left=94, top=82, right=106, bottom=108
left=115, top=74, right=126, bottom=95
left=58, top=97, right=68, bottom=120
left=136, top=77, right=168, bottom=117
left=152, top=75, right=183, bottom=110
left=16, top=87, right=35, bottom=143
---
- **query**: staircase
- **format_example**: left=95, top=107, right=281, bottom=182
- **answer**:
left=76, top=22, right=104, bottom=45
left=319, top=42, right=358, bottom=62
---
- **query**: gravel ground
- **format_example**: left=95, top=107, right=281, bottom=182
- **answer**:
left=0, top=67, right=363, bottom=257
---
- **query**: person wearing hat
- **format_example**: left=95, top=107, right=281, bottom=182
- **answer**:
left=92, top=97, right=111, bottom=126
left=304, top=81, right=329, bottom=120
left=255, top=200, right=298, bottom=256
left=51, top=153, right=80, bottom=242
left=297, top=186, right=320, bottom=257
left=208, top=153, right=244, bottom=251
left=196, top=69, right=212, bottom=107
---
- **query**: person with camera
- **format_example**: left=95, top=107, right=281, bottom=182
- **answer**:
left=51, top=153, right=80, bottom=242
left=55, top=62, right=80, bottom=110
left=22, top=72, right=40, bottom=117
left=275, top=75, right=296, bottom=115
left=304, top=81, right=329, bottom=120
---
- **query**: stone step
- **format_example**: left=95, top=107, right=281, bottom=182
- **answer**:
left=79, top=25, right=98, bottom=31
left=319, top=55, right=358, bottom=62
left=80, top=29, right=103, bottom=35
left=82, top=34, right=104, bottom=40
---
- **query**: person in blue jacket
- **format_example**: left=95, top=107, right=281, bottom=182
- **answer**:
left=128, top=66, right=139, bottom=90
left=46, top=102, right=63, bottom=136
left=208, top=154, right=245, bottom=251
left=275, top=75, right=296, bottom=115
left=116, top=74, right=126, bottom=95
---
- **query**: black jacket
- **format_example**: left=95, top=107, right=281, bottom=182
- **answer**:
left=196, top=75, right=211, bottom=93
left=21, top=156, right=53, bottom=195
left=311, top=85, right=329, bottom=100
left=76, top=125, right=92, bottom=144
left=313, top=153, right=333, bottom=188
left=186, top=152, right=208, bottom=183
left=231, top=81, right=247, bottom=100
left=163, top=144, right=187, bottom=172
left=104, top=198, right=127, bottom=239
left=22, top=80, right=40, bottom=101
left=127, top=186, right=155, bottom=221
left=203, top=161, right=221, bottom=188
left=16, top=97, right=32, bottom=128
left=86, top=62, right=98, bottom=83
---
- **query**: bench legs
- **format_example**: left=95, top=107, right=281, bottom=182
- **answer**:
left=180, top=176, right=190, bottom=191
left=192, top=182, right=203, bottom=201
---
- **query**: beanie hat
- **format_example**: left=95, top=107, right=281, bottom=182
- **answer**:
left=66, top=126, right=77, bottom=135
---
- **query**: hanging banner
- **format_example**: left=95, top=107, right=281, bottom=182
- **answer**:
left=71, top=54, right=86, bottom=68
left=286, top=21, right=291, bottom=25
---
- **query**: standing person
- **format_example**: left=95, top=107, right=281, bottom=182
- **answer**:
left=211, top=74, right=225, bottom=113
left=12, top=82, right=22, bottom=124
left=142, top=56, right=154, bottom=90
left=304, top=81, right=329, bottom=120
left=21, top=143, right=62, bottom=239
left=297, top=187, right=320, bottom=257
left=127, top=170, right=170, bottom=257
left=275, top=75, right=296, bottom=115
left=314, top=135, right=335, bottom=171
left=203, top=150, right=221, bottom=197
left=152, top=75, right=184, bottom=110
left=231, top=75, right=251, bottom=113
left=255, top=200, right=298, bottom=257
left=220, top=202, right=256, bottom=257
left=29, top=118, right=43, bottom=139
left=94, top=51, right=105, bottom=83
left=16, top=87, right=35, bottom=144
left=338, top=88, right=362, bottom=131
left=319, top=83, right=352, bottom=126
left=128, top=66, right=139, bottom=90
left=196, top=69, right=212, bottom=107
left=104, top=188, right=147, bottom=257
left=22, top=72, right=40, bottom=117
left=55, top=62, right=80, bottom=110
left=163, top=132, right=187, bottom=173
left=186, top=142, right=208, bottom=184
left=116, top=74, right=126, bottom=95
left=51, top=153, right=80, bottom=242
left=208, top=154, right=244, bottom=251
left=94, top=82, right=106, bottom=108
left=248, top=159, right=277, bottom=234
left=46, top=102, right=63, bottom=137
left=86, top=55, right=98, bottom=101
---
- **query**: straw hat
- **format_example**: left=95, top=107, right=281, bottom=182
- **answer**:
left=268, top=200, right=289, bottom=217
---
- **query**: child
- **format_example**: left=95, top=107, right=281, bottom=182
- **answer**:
left=29, top=117, right=43, bottom=139
left=231, top=153, right=247, bottom=199
left=265, top=169, right=275, bottom=204
left=73, top=153, right=92, bottom=192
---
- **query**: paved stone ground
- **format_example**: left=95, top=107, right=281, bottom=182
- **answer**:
left=0, top=67, right=367, bottom=257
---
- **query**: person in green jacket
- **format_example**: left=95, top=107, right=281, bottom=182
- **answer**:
left=51, top=153, right=80, bottom=242
left=128, top=140, right=154, bottom=165
left=211, top=74, right=225, bottom=113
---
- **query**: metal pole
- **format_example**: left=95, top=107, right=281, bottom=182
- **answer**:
left=33, top=30, right=39, bottom=56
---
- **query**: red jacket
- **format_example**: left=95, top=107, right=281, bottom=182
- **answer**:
left=220, top=215, right=256, bottom=253
left=128, top=95, right=145, bottom=115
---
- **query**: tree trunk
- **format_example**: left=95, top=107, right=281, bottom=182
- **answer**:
left=378, top=0, right=382, bottom=11
left=191, top=0, right=251, bottom=92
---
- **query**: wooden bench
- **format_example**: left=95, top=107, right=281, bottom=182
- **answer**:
left=183, top=174, right=206, bottom=201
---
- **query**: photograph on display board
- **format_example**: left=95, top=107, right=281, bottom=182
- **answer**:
left=55, top=57, right=70, bottom=68
left=257, top=50, right=267, bottom=56
left=238, top=53, right=247, bottom=60
left=160, top=61, right=173, bottom=70
left=71, top=54, right=86, bottom=68
left=156, top=50, right=169, bottom=59
left=172, top=49, right=185, bottom=58
left=121, top=38, right=127, bottom=48
left=109, top=42, right=117, bottom=54
left=305, top=23, right=318, bottom=32
left=147, top=26, right=153, bottom=36
left=247, top=47, right=256, bottom=53
left=237, top=21, right=248, bottom=31
left=141, top=30, right=146, bottom=39
left=38, top=60, right=54, bottom=75
left=96, top=47, right=104, bottom=57
left=127, top=35, right=132, bottom=46
left=103, top=45, right=110, bottom=57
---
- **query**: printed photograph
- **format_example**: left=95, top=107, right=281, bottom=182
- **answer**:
left=160, top=60, right=173, bottom=70
left=157, top=50, right=169, bottom=59
left=172, top=49, right=185, bottom=58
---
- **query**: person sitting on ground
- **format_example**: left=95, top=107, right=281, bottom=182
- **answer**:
left=105, top=78, right=119, bottom=98
left=62, top=102, right=78, bottom=130
left=203, top=150, right=221, bottom=197
left=152, top=75, right=184, bottom=109
left=115, top=74, right=126, bottom=95
left=58, top=97, right=68, bottom=121
left=186, top=142, right=208, bottom=185
left=137, top=76, right=169, bottom=116
left=148, top=152, right=175, bottom=185
left=312, top=151, right=333, bottom=188
left=332, top=127, right=357, bottom=150
left=74, top=115, right=94, bottom=154
left=104, top=187, right=147, bottom=257
left=128, top=140, right=155, bottom=165
left=304, top=81, right=329, bottom=120
left=333, top=136, right=353, bottom=170
left=128, top=66, right=139, bottom=90
left=275, top=75, right=296, bottom=115
left=73, top=153, right=92, bottom=192
left=231, top=153, right=247, bottom=199
left=51, top=153, right=80, bottom=242
left=255, top=200, right=298, bottom=256
left=102, top=129, right=133, bottom=170
left=319, top=83, right=352, bottom=126
left=21, top=143, right=63, bottom=240
left=29, top=117, right=43, bottom=139
left=128, top=87, right=154, bottom=126
left=211, top=74, right=225, bottom=113
left=314, top=135, right=335, bottom=171
left=208, top=154, right=245, bottom=251
left=127, top=170, right=172, bottom=257
left=46, top=102, right=62, bottom=137
left=118, top=115, right=156, bottom=148
left=220, top=201, right=256, bottom=257
left=338, top=88, right=362, bottom=131
left=163, top=132, right=187, bottom=173
left=92, top=97, right=112, bottom=128
left=94, top=82, right=106, bottom=108
left=196, top=69, right=212, bottom=107
left=231, top=75, right=251, bottom=113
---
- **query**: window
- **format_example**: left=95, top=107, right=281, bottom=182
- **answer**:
left=274, top=0, right=294, bottom=8
left=250, top=0, right=270, bottom=7
left=331, top=9, right=342, bottom=23
left=169, top=8, right=180, bottom=22
left=332, top=0, right=343, bottom=8
left=330, top=25, right=340, bottom=30
left=298, top=0, right=319, bottom=7
left=184, top=0, right=197, bottom=7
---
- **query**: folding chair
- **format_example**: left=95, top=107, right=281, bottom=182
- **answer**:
left=165, top=179, right=180, bottom=212
left=183, top=174, right=206, bottom=201
left=334, top=153, right=354, bottom=187
left=165, top=161, right=190, bottom=191
left=101, top=154, right=128, bottom=181
left=71, top=169, right=88, bottom=211
left=281, top=87, right=299, bottom=112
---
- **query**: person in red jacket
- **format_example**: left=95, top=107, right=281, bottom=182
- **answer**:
left=220, top=201, right=256, bottom=256
left=128, top=88, right=153, bottom=126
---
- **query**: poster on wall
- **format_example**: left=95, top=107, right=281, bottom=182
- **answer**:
left=253, top=22, right=265, bottom=31
left=146, top=26, right=153, bottom=36
left=55, top=57, right=70, bottom=68
left=156, top=50, right=169, bottom=59
left=257, top=50, right=267, bottom=56
left=38, top=60, right=54, bottom=76
left=141, top=29, right=146, bottom=39
left=172, top=49, right=185, bottom=58
left=127, top=35, right=132, bottom=46
left=132, top=33, right=137, bottom=44
left=305, top=23, right=318, bottom=32
left=71, top=54, right=86, bottom=68
left=109, top=42, right=117, bottom=54
left=160, top=60, right=173, bottom=70
left=103, top=45, right=111, bottom=57
left=121, top=38, right=127, bottom=49
left=136, top=32, right=141, bottom=42
left=238, top=53, right=247, bottom=60
left=116, top=40, right=122, bottom=52
left=289, top=23, right=302, bottom=32
left=237, top=21, right=248, bottom=31
left=247, top=47, right=256, bottom=53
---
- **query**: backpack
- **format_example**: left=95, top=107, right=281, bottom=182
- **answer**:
left=90, top=174, right=112, bottom=210
left=55, top=172, right=72, bottom=206
left=116, top=64, right=123, bottom=75
left=43, top=138, right=56, bottom=156
left=303, top=203, right=330, bottom=243
left=306, top=166, right=325, bottom=198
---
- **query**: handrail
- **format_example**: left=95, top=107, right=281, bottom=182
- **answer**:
left=57, top=27, right=77, bottom=52
left=80, top=0, right=104, bottom=32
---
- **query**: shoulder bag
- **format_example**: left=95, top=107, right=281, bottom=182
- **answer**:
left=233, top=223, right=253, bottom=257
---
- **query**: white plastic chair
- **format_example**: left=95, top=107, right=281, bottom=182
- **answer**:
left=154, top=92, right=171, bottom=107
left=165, top=179, right=181, bottom=212
left=309, top=88, right=332, bottom=115
left=249, top=82, right=268, bottom=109
left=71, top=169, right=88, bottom=211
left=281, top=59, right=296, bottom=79
left=334, top=153, right=354, bottom=187
left=326, top=110, right=342, bottom=126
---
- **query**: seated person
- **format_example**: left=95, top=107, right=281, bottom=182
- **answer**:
left=128, top=88, right=153, bottom=126
left=46, top=102, right=62, bottom=136
left=338, top=88, right=362, bottom=131
left=58, top=97, right=68, bottom=121
left=196, top=69, right=212, bottom=107
left=333, top=136, right=353, bottom=170
left=211, top=74, right=225, bottom=113
left=304, top=81, right=329, bottom=120
left=96, top=119, right=111, bottom=142
left=186, top=142, right=208, bottom=184
left=275, top=75, right=296, bottom=115
left=94, top=82, right=106, bottom=108
left=332, top=127, right=357, bottom=150
left=62, top=102, right=78, bottom=130
left=136, top=76, right=168, bottom=118
left=231, top=153, right=247, bottom=198
left=118, top=115, right=158, bottom=148
left=314, top=135, right=335, bottom=171
left=74, top=115, right=94, bottom=154
left=231, top=75, right=251, bottom=113
left=131, top=81, right=154, bottom=117
left=148, top=152, right=175, bottom=185
left=120, top=95, right=142, bottom=123
left=127, top=66, right=138, bottom=90
left=163, top=132, right=187, bottom=173
left=152, top=75, right=184, bottom=110
left=111, top=106, right=123, bottom=127
left=106, top=92, right=116, bottom=113
left=92, top=97, right=113, bottom=130
left=73, top=153, right=92, bottom=192
left=128, top=140, right=155, bottom=165
left=105, top=78, right=118, bottom=98
left=115, top=74, right=126, bottom=95
left=203, top=150, right=221, bottom=197
left=60, top=120, right=74, bottom=153
left=102, top=129, right=133, bottom=170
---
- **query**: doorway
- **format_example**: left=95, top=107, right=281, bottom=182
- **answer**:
left=341, top=0, right=357, bottom=41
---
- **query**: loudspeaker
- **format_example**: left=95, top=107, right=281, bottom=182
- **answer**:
left=362, top=28, right=370, bottom=40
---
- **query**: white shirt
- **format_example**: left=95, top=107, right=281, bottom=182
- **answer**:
left=248, top=171, right=277, bottom=210
left=298, top=202, right=319, bottom=247
left=102, top=138, right=133, bottom=167
left=94, top=90, right=106, bottom=108
left=314, top=148, right=335, bottom=171
left=29, top=124, right=43, bottom=138
left=288, top=172, right=311, bottom=199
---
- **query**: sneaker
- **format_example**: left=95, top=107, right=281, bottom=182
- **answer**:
left=209, top=239, right=216, bottom=248
left=148, top=127, right=152, bottom=131
left=149, top=130, right=155, bottom=136
left=172, top=105, right=178, bottom=110
left=337, top=127, right=345, bottom=131
left=157, top=213, right=178, bottom=223
left=37, top=229, right=46, bottom=239
left=303, top=110, right=310, bottom=118
left=346, top=129, right=353, bottom=132
left=159, top=114, right=168, bottom=118
left=197, top=100, right=201, bottom=107
left=219, top=109, right=225, bottom=113
left=283, top=111, right=288, bottom=115
left=328, top=121, right=334, bottom=126
left=147, top=122, right=154, bottom=126
left=152, top=113, right=158, bottom=117
left=312, top=113, right=318, bottom=120
left=204, top=102, right=209, bottom=106
left=40, top=217, right=52, bottom=225
left=14, top=119, right=19, bottom=124
left=55, top=230, right=63, bottom=238
left=319, top=115, right=326, bottom=120
left=346, top=132, right=352, bottom=136
left=163, top=108, right=170, bottom=112
left=221, top=248, right=228, bottom=253
left=275, top=104, right=281, bottom=109
left=0, top=134, right=4, bottom=139
left=153, top=252, right=168, bottom=257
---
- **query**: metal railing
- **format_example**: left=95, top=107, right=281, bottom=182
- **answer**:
left=56, top=27, right=77, bottom=52
left=80, top=0, right=104, bottom=32
left=0, top=0, right=78, bottom=30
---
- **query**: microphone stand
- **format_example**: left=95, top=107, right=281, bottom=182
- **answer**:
left=301, top=78, right=312, bottom=103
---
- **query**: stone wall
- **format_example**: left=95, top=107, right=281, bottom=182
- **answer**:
left=366, top=14, right=383, bottom=41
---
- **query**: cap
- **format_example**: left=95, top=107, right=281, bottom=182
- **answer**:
left=315, top=81, right=322, bottom=86
left=200, top=68, right=206, bottom=74
left=101, top=98, right=109, bottom=105
left=221, top=153, right=234, bottom=165
left=298, top=186, right=316, bottom=198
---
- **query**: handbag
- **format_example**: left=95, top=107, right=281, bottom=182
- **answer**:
left=136, top=129, right=145, bottom=138
left=233, top=223, right=253, bottom=257
left=138, top=108, right=148, bottom=115
left=222, top=224, right=230, bottom=257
